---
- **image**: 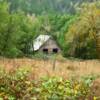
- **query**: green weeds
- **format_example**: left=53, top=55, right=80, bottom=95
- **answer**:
left=0, top=67, right=99, bottom=100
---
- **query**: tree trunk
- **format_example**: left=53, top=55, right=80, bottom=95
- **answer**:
left=95, top=32, right=100, bottom=59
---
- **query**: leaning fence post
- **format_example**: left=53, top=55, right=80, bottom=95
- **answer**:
left=52, top=54, right=57, bottom=71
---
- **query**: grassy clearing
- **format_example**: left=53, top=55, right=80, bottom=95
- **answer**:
left=0, top=58, right=100, bottom=79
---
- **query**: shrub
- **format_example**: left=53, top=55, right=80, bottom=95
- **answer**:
left=0, top=67, right=98, bottom=100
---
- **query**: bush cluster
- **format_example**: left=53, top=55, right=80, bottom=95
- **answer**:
left=0, top=67, right=99, bottom=100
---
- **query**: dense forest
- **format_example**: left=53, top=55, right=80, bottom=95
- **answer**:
left=0, top=0, right=100, bottom=59
left=8, top=0, right=94, bottom=14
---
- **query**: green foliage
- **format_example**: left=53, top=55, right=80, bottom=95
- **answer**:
left=32, top=14, right=76, bottom=56
left=0, top=67, right=98, bottom=100
left=0, top=1, right=35, bottom=57
left=7, top=0, right=95, bottom=14
left=65, top=1, right=100, bottom=59
left=37, top=76, right=94, bottom=100
left=0, top=0, right=100, bottom=59
left=0, top=66, right=34, bottom=99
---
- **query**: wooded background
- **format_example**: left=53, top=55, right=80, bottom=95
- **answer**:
left=0, top=0, right=100, bottom=59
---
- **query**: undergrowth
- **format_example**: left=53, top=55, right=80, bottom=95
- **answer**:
left=0, top=67, right=99, bottom=100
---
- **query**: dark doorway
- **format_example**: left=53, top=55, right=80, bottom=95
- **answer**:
left=53, top=48, right=58, bottom=53
left=43, top=48, right=48, bottom=53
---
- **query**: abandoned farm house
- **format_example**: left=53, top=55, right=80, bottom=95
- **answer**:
left=32, top=35, right=61, bottom=54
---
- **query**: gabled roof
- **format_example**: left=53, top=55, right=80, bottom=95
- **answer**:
left=33, top=35, right=51, bottom=51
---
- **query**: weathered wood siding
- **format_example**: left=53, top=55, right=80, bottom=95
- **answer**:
left=39, top=38, right=61, bottom=53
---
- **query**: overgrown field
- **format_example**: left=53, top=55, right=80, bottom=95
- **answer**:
left=0, top=58, right=100, bottom=99
left=0, top=58, right=100, bottom=79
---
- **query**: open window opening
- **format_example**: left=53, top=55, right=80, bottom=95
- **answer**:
left=43, top=48, right=48, bottom=53
left=53, top=48, right=58, bottom=53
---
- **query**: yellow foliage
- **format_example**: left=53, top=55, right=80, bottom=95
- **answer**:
left=67, top=1, right=100, bottom=58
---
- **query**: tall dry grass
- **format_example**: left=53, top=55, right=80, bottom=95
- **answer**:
left=0, top=58, right=100, bottom=96
left=0, top=58, right=100, bottom=80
